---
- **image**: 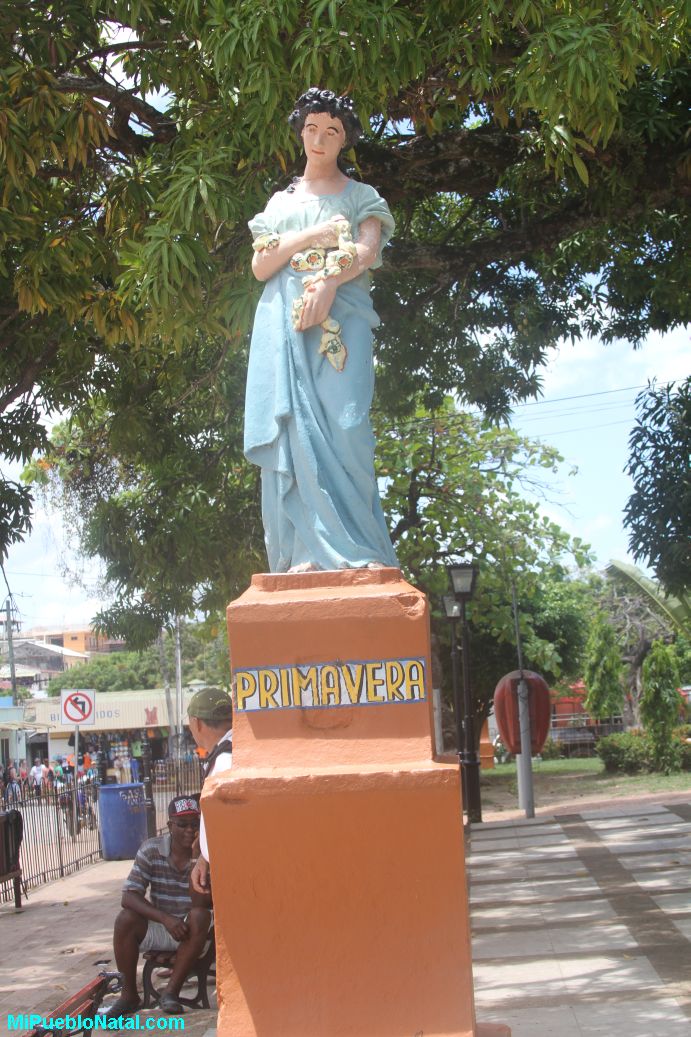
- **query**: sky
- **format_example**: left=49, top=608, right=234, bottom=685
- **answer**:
left=2, top=326, right=688, bottom=633
left=508, top=325, right=688, bottom=569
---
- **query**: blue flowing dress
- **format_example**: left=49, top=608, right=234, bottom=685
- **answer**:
left=245, top=179, right=399, bottom=572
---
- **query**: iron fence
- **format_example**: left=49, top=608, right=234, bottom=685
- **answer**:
left=1, top=758, right=206, bottom=904
left=1, top=778, right=101, bottom=903
left=549, top=713, right=624, bottom=757
left=149, top=757, right=205, bottom=832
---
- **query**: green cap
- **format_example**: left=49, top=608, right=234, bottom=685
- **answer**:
left=187, top=686, right=233, bottom=724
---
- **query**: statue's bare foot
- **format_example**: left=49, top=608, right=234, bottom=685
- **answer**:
left=365, top=561, right=386, bottom=569
left=288, top=562, right=320, bottom=573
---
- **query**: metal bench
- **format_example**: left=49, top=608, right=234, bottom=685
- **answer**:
left=141, top=926, right=216, bottom=1010
left=551, top=726, right=597, bottom=757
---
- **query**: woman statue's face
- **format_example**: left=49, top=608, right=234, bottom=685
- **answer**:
left=301, top=111, right=346, bottom=164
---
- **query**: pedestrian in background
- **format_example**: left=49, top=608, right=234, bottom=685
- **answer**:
left=29, top=758, right=44, bottom=799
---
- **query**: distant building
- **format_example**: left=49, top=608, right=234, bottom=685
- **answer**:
left=0, top=663, right=37, bottom=692
left=0, top=697, right=45, bottom=766
left=1, top=626, right=126, bottom=698
left=21, top=626, right=127, bottom=656
left=0, top=639, right=88, bottom=693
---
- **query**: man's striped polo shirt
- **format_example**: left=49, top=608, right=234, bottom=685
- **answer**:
left=122, top=832, right=193, bottom=918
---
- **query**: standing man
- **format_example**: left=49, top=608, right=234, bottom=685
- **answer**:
left=129, top=737, right=142, bottom=782
left=107, top=796, right=212, bottom=1017
left=29, top=758, right=44, bottom=799
left=186, top=687, right=233, bottom=895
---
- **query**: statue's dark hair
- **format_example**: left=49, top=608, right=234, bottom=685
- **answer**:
left=288, top=88, right=363, bottom=149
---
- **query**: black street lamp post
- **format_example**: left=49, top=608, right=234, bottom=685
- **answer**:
left=443, top=563, right=482, bottom=824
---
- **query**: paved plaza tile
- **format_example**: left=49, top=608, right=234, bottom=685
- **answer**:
left=469, top=799, right=691, bottom=1037
left=653, top=891, right=691, bottom=915
left=480, top=999, right=691, bottom=1037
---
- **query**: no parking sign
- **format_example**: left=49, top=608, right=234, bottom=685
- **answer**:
left=60, top=689, right=96, bottom=726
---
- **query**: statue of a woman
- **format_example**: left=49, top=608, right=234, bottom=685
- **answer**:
left=244, top=88, right=399, bottom=573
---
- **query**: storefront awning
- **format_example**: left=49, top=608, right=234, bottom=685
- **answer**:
left=25, top=689, right=194, bottom=734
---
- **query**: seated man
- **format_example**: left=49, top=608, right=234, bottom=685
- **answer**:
left=107, top=796, right=211, bottom=1017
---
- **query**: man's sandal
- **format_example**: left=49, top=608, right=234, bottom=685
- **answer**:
left=103, top=997, right=142, bottom=1019
left=159, top=992, right=185, bottom=1014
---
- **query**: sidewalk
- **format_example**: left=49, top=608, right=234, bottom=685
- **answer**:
left=469, top=797, right=691, bottom=1037
left=1, top=795, right=689, bottom=1037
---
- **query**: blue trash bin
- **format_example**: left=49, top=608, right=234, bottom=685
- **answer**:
left=98, top=782, right=148, bottom=860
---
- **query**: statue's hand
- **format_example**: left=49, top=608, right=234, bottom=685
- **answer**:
left=310, top=215, right=349, bottom=249
left=295, top=279, right=337, bottom=331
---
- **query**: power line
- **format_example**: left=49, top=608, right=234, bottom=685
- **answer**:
left=512, top=384, right=647, bottom=409
left=527, top=418, right=634, bottom=438
left=515, top=400, right=634, bottom=425
left=3, top=569, right=67, bottom=579
left=374, top=384, right=644, bottom=437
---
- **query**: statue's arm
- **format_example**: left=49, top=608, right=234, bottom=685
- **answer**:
left=294, top=217, right=381, bottom=332
left=251, top=216, right=348, bottom=282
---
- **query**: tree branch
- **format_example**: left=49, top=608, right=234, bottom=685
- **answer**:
left=54, top=72, right=176, bottom=145
left=0, top=310, right=20, bottom=338
left=386, top=205, right=599, bottom=277
left=358, top=124, right=524, bottom=202
left=0, top=340, right=60, bottom=413
left=375, top=163, right=681, bottom=312
left=74, top=39, right=174, bottom=66
left=389, top=470, right=423, bottom=542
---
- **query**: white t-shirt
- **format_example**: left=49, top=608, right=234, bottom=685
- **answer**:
left=200, top=730, right=233, bottom=862
left=30, top=764, right=44, bottom=786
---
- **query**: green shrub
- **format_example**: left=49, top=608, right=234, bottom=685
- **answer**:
left=539, top=737, right=563, bottom=760
left=596, top=732, right=653, bottom=774
left=659, top=738, right=684, bottom=773
left=597, top=730, right=686, bottom=774
left=641, top=641, right=682, bottom=772
left=675, top=734, right=691, bottom=772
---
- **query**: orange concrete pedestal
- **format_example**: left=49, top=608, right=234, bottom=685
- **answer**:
left=206, top=569, right=509, bottom=1037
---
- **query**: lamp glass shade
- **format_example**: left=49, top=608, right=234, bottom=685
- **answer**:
left=448, top=564, right=477, bottom=599
left=442, top=595, right=461, bottom=619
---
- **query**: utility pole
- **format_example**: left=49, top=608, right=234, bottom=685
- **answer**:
left=158, top=628, right=175, bottom=743
left=4, top=597, right=18, bottom=706
left=511, top=580, right=535, bottom=818
left=174, top=615, right=183, bottom=759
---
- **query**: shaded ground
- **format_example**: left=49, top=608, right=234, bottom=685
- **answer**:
left=480, top=758, right=691, bottom=820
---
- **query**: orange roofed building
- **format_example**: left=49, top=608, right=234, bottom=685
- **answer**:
left=551, top=679, right=589, bottom=726
left=21, top=626, right=127, bottom=656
